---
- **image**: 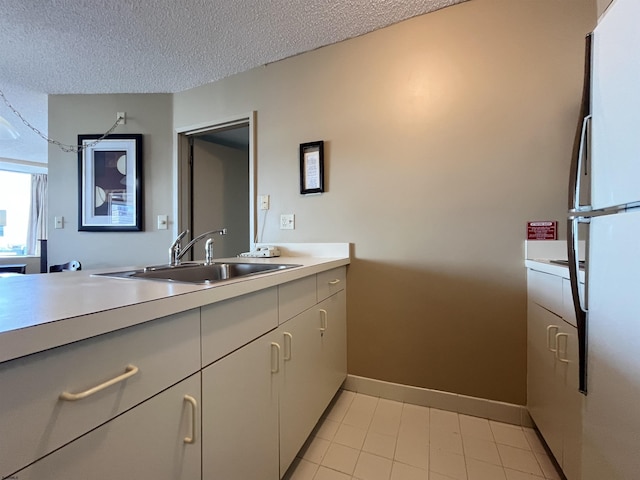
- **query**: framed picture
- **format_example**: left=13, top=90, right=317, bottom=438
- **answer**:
left=78, top=134, right=143, bottom=231
left=300, top=140, right=324, bottom=195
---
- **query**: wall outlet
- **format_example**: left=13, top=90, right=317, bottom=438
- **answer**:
left=260, top=195, right=270, bottom=210
left=54, top=216, right=64, bottom=229
left=280, top=214, right=294, bottom=230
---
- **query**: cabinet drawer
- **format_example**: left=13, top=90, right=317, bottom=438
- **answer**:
left=12, top=373, right=201, bottom=480
left=528, top=269, right=563, bottom=316
left=317, top=266, right=346, bottom=302
left=0, top=309, right=200, bottom=478
left=201, top=287, right=278, bottom=367
left=278, top=275, right=316, bottom=325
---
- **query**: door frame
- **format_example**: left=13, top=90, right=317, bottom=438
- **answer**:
left=174, top=111, right=257, bottom=249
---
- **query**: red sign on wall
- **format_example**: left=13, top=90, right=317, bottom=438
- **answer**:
left=527, top=221, right=558, bottom=240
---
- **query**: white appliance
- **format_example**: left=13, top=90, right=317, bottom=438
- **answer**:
left=568, top=0, right=640, bottom=478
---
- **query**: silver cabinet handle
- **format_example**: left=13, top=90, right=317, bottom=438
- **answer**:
left=183, top=395, right=198, bottom=444
left=283, top=332, right=293, bottom=361
left=59, top=364, right=139, bottom=401
left=270, top=342, right=281, bottom=373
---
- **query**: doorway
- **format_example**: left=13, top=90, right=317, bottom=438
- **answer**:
left=177, top=113, right=256, bottom=260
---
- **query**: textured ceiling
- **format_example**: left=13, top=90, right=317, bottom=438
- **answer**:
left=0, top=0, right=467, bottom=95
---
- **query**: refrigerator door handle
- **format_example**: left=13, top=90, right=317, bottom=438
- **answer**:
left=569, top=114, right=592, bottom=213
left=568, top=215, right=588, bottom=394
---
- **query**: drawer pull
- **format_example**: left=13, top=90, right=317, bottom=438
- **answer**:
left=283, top=332, right=293, bottom=361
left=270, top=342, right=281, bottom=373
left=546, top=325, right=559, bottom=353
left=319, top=309, right=328, bottom=335
left=183, top=395, right=198, bottom=444
left=59, top=364, right=139, bottom=401
left=555, top=333, right=570, bottom=364
left=328, top=279, right=341, bottom=285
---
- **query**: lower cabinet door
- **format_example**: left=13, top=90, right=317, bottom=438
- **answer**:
left=527, top=301, right=564, bottom=461
left=318, top=290, right=347, bottom=404
left=279, top=308, right=324, bottom=477
left=12, top=374, right=201, bottom=480
left=202, top=331, right=279, bottom=480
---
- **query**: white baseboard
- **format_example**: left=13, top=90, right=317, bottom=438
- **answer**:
left=343, top=375, right=532, bottom=428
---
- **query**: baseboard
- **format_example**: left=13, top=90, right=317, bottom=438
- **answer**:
left=343, top=374, right=532, bottom=428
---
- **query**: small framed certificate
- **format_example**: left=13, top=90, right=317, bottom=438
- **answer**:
left=300, top=140, right=324, bottom=195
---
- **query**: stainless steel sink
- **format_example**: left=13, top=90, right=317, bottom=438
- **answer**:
left=96, top=262, right=301, bottom=284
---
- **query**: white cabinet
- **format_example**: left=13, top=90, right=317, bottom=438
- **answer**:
left=202, top=331, right=280, bottom=480
left=1, top=265, right=347, bottom=480
left=527, top=268, right=582, bottom=480
left=279, top=271, right=347, bottom=476
left=12, top=373, right=201, bottom=480
left=200, top=288, right=280, bottom=480
left=0, top=309, right=201, bottom=479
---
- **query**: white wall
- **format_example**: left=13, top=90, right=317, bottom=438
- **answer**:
left=47, top=94, right=173, bottom=269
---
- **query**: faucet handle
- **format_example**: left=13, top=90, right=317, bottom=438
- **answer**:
left=204, top=238, right=214, bottom=265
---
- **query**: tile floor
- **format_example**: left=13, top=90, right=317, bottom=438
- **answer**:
left=284, top=390, right=561, bottom=480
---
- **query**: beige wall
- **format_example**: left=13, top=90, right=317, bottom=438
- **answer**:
left=45, top=0, right=595, bottom=404
left=48, top=94, right=173, bottom=269
left=174, top=0, right=595, bottom=404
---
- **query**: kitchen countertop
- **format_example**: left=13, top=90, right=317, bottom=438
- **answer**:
left=525, top=258, right=586, bottom=282
left=0, top=245, right=350, bottom=364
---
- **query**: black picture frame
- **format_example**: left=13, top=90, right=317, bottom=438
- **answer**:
left=78, top=134, right=143, bottom=231
left=299, top=140, right=324, bottom=195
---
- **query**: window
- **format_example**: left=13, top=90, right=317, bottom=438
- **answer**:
left=0, top=170, right=31, bottom=256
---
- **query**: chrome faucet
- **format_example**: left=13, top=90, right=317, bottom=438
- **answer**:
left=169, top=228, right=227, bottom=266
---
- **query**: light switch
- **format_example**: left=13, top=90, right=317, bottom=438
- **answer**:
left=157, top=215, right=168, bottom=230
left=54, top=216, right=64, bottom=229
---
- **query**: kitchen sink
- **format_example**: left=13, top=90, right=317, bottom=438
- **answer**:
left=96, top=262, right=301, bottom=284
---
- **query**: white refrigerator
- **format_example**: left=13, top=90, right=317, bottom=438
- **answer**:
left=568, top=0, right=640, bottom=478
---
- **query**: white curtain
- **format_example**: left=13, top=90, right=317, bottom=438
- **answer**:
left=26, top=173, right=47, bottom=256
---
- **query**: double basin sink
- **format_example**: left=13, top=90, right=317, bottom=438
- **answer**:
left=97, top=261, right=301, bottom=285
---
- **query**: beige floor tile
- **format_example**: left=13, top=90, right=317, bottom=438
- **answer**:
left=394, top=434, right=429, bottom=470
left=342, top=393, right=378, bottom=430
left=533, top=451, right=561, bottom=480
left=300, top=436, right=331, bottom=464
left=490, top=422, right=530, bottom=450
left=321, top=443, right=360, bottom=475
left=466, top=458, right=507, bottom=480
left=462, top=436, right=501, bottom=465
left=334, top=422, right=368, bottom=450
left=431, top=408, right=461, bottom=434
left=459, top=415, right=494, bottom=441
left=353, top=452, right=393, bottom=480
left=362, top=431, right=397, bottom=459
left=522, top=429, right=547, bottom=455
left=430, top=447, right=468, bottom=480
left=431, top=429, right=464, bottom=455
left=504, top=468, right=546, bottom=480
left=390, top=461, right=429, bottom=480
left=285, top=458, right=320, bottom=480
left=315, top=418, right=341, bottom=441
left=325, top=390, right=356, bottom=423
left=497, top=444, right=543, bottom=477
left=313, top=466, right=352, bottom=480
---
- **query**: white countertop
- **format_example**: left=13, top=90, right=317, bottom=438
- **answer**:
left=0, top=249, right=349, bottom=364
